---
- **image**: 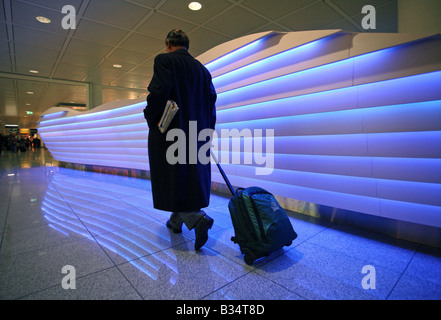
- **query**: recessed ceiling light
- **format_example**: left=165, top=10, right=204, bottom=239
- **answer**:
left=113, top=64, right=122, bottom=68
left=188, top=2, right=202, bottom=11
left=27, top=91, right=34, bottom=95
left=36, top=16, right=51, bottom=24
left=29, top=70, right=39, bottom=74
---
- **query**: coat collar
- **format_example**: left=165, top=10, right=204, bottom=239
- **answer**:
left=170, top=48, right=193, bottom=57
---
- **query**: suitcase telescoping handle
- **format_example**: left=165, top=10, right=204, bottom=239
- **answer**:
left=210, top=149, right=235, bottom=196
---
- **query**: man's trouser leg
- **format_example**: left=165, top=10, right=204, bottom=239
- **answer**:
left=170, top=210, right=206, bottom=231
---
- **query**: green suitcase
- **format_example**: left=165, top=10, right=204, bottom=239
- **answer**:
left=228, top=186, right=298, bottom=264
left=211, top=150, right=297, bottom=264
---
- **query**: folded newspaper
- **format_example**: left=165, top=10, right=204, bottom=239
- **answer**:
left=158, top=100, right=179, bottom=133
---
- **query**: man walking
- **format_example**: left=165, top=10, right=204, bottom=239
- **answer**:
left=144, top=29, right=217, bottom=250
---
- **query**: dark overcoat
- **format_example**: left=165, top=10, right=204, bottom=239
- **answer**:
left=144, top=49, right=217, bottom=212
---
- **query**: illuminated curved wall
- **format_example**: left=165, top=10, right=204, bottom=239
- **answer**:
left=38, top=30, right=441, bottom=238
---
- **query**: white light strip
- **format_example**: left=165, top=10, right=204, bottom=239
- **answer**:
left=205, top=38, right=266, bottom=72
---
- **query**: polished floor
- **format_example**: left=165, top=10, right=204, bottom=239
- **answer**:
left=1, top=147, right=441, bottom=300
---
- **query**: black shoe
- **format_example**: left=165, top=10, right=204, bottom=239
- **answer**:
left=194, top=215, right=214, bottom=250
left=166, top=220, right=182, bottom=234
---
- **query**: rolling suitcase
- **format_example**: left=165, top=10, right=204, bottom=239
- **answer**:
left=211, top=151, right=298, bottom=265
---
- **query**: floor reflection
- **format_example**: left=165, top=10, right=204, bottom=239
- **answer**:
left=41, top=169, right=181, bottom=276
left=40, top=168, right=240, bottom=291
left=4, top=149, right=440, bottom=299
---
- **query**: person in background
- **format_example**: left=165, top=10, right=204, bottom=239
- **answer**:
left=0, top=133, right=3, bottom=155
left=10, top=133, right=17, bottom=153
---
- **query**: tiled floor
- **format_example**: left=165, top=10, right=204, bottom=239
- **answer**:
left=1, top=148, right=441, bottom=300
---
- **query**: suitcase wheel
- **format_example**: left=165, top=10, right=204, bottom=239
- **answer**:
left=242, top=248, right=258, bottom=265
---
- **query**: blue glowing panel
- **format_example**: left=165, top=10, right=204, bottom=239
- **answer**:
left=212, top=38, right=324, bottom=90
left=215, top=57, right=354, bottom=108
left=210, top=32, right=441, bottom=228
left=38, top=99, right=149, bottom=170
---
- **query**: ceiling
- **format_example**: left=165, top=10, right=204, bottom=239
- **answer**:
left=0, top=0, right=398, bottom=130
